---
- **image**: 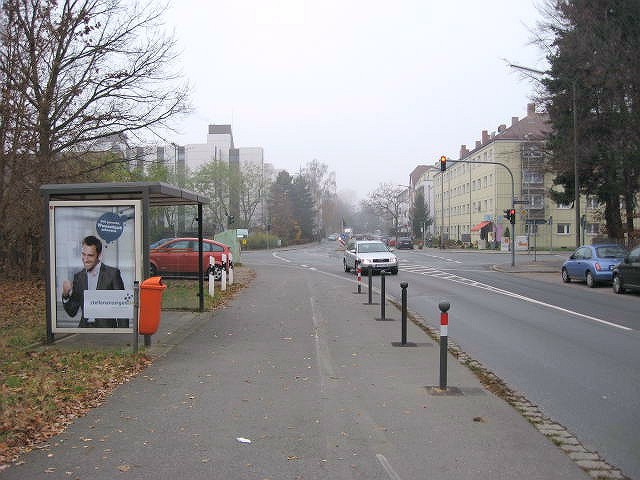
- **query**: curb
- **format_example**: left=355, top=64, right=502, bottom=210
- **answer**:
left=384, top=298, right=629, bottom=480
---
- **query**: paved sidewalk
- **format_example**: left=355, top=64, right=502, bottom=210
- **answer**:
left=4, top=263, right=592, bottom=479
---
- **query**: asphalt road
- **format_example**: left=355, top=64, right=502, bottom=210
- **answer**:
left=275, top=242, right=640, bottom=480
left=2, top=246, right=591, bottom=480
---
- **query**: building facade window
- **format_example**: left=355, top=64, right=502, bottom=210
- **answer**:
left=587, top=197, right=600, bottom=209
left=524, top=194, right=544, bottom=209
left=586, top=223, right=600, bottom=234
left=523, top=171, right=544, bottom=184
left=557, top=223, right=571, bottom=234
left=556, top=202, right=571, bottom=209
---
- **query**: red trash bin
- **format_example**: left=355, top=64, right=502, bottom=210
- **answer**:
left=138, top=276, right=166, bottom=335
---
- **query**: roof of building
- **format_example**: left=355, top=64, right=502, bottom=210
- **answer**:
left=496, top=110, right=550, bottom=142
left=459, top=103, right=551, bottom=160
left=409, top=165, right=431, bottom=186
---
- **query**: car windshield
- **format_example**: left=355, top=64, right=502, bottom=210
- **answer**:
left=358, top=242, right=388, bottom=253
left=595, top=245, right=627, bottom=258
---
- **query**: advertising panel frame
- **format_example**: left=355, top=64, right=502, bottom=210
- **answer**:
left=48, top=200, right=142, bottom=334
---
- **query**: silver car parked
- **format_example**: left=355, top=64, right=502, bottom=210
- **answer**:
left=343, top=240, right=398, bottom=275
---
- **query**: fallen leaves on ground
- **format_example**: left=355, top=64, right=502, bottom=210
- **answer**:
left=0, top=280, right=151, bottom=466
left=0, top=268, right=254, bottom=467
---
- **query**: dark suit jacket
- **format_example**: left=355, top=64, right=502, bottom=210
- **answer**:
left=62, top=263, right=127, bottom=328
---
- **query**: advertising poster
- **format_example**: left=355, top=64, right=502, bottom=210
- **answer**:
left=49, top=200, right=141, bottom=333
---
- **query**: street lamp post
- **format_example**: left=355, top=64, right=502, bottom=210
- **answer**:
left=440, top=174, right=445, bottom=249
left=509, top=63, right=580, bottom=248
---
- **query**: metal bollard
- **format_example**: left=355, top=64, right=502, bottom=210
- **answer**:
left=367, top=268, right=373, bottom=304
left=392, top=282, right=417, bottom=346
left=439, top=301, right=451, bottom=390
left=401, top=282, right=408, bottom=344
left=357, top=265, right=362, bottom=294
left=379, top=271, right=386, bottom=320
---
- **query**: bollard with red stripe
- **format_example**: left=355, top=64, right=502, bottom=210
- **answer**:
left=438, top=301, right=451, bottom=390
left=356, top=265, right=362, bottom=293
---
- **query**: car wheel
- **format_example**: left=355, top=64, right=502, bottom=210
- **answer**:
left=561, top=268, right=570, bottom=283
left=344, top=259, right=350, bottom=272
left=613, top=275, right=625, bottom=294
left=586, top=271, right=596, bottom=288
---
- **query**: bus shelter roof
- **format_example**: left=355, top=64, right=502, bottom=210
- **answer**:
left=40, top=182, right=208, bottom=206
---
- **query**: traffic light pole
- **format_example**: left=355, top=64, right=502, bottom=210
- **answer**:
left=444, top=158, right=515, bottom=267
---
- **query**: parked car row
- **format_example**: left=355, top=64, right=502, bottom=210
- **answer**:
left=561, top=243, right=640, bottom=293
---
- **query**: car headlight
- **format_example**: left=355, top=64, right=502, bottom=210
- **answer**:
left=361, top=258, right=372, bottom=265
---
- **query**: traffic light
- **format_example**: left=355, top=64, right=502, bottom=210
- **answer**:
left=228, top=215, right=235, bottom=226
left=503, top=209, right=516, bottom=224
left=439, top=155, right=447, bottom=172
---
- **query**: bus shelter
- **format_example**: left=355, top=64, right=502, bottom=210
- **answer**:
left=40, top=182, right=208, bottom=343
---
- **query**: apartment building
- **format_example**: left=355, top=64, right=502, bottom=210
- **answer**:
left=412, top=165, right=439, bottom=238
left=432, top=103, right=601, bottom=250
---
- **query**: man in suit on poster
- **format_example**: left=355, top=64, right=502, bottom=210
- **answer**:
left=61, top=235, right=127, bottom=328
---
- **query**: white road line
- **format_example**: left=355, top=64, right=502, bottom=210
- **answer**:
left=310, top=297, right=335, bottom=394
left=271, top=253, right=631, bottom=332
left=272, top=251, right=291, bottom=262
left=401, top=266, right=632, bottom=331
left=376, top=454, right=404, bottom=480
left=419, top=254, right=462, bottom=263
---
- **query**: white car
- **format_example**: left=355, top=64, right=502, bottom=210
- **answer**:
left=343, top=240, right=398, bottom=275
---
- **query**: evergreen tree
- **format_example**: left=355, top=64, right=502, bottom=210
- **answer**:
left=291, top=176, right=316, bottom=242
left=540, top=0, right=640, bottom=239
left=412, top=190, right=428, bottom=239
left=268, top=171, right=296, bottom=244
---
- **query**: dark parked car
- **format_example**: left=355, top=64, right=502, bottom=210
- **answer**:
left=561, top=244, right=627, bottom=287
left=396, top=237, right=413, bottom=250
left=612, top=245, right=640, bottom=294
left=149, top=237, right=231, bottom=279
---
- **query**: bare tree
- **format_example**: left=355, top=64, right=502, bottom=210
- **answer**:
left=364, top=183, right=408, bottom=246
left=300, top=159, right=336, bottom=238
left=191, top=159, right=232, bottom=234
left=0, top=0, right=190, bottom=277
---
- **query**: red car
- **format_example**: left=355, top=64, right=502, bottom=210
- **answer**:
left=149, top=238, right=230, bottom=279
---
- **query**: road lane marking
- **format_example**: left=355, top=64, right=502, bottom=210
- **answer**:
left=310, top=297, right=335, bottom=394
left=262, top=256, right=631, bottom=332
left=376, top=454, right=404, bottom=480
left=400, top=264, right=632, bottom=332
left=272, top=251, right=291, bottom=262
